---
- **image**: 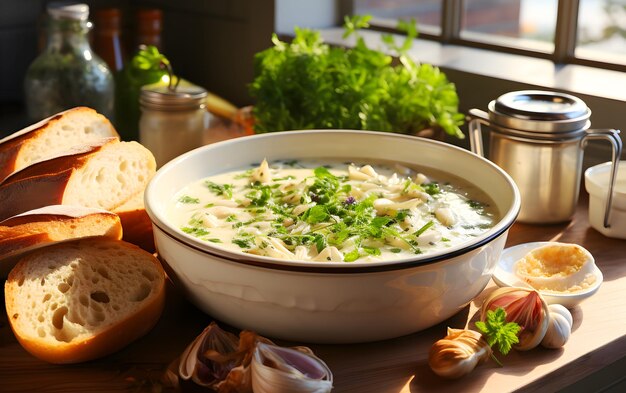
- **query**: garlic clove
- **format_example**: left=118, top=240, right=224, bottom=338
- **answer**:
left=541, top=312, right=572, bottom=349
left=428, top=328, right=492, bottom=379
left=251, top=342, right=333, bottom=393
left=547, top=304, right=573, bottom=329
left=480, top=287, right=550, bottom=351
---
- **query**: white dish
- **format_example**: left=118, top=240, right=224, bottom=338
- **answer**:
left=493, top=241, right=603, bottom=308
left=145, top=130, right=521, bottom=343
left=585, top=161, right=626, bottom=239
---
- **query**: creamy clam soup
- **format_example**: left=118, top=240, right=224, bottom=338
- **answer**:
left=168, top=160, right=499, bottom=262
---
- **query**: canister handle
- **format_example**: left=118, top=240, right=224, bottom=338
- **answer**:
left=582, top=129, right=623, bottom=228
left=468, top=108, right=490, bottom=157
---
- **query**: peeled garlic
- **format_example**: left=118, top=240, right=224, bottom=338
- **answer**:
left=428, top=328, right=492, bottom=379
left=481, top=287, right=549, bottom=351
left=251, top=342, right=333, bottom=393
left=548, top=304, right=573, bottom=327
left=541, top=304, right=573, bottom=349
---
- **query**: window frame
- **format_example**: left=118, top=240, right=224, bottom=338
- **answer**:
left=345, top=0, right=625, bottom=73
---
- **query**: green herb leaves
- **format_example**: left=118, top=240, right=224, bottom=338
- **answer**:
left=205, top=181, right=233, bottom=199
left=250, top=16, right=464, bottom=138
left=475, top=308, right=521, bottom=356
left=179, top=195, right=200, bottom=204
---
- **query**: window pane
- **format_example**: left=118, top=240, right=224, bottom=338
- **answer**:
left=353, top=0, right=442, bottom=35
left=576, top=0, right=626, bottom=65
left=461, top=0, right=557, bottom=52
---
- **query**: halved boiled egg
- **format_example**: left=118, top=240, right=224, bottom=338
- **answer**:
left=514, top=242, right=597, bottom=293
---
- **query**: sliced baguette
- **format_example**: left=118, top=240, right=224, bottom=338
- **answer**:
left=4, top=238, right=165, bottom=364
left=112, top=191, right=155, bottom=253
left=0, top=138, right=156, bottom=221
left=0, top=205, right=123, bottom=278
left=0, top=107, right=119, bottom=183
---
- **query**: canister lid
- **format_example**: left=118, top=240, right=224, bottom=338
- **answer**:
left=140, top=83, right=207, bottom=111
left=48, top=2, right=89, bottom=21
left=488, top=90, right=591, bottom=136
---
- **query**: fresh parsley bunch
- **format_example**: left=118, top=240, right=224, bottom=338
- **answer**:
left=249, top=15, right=465, bottom=138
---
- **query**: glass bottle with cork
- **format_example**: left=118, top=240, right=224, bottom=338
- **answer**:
left=24, top=2, right=114, bottom=121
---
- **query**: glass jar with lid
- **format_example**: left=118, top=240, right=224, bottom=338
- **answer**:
left=139, top=82, right=209, bottom=167
left=24, top=3, right=114, bottom=121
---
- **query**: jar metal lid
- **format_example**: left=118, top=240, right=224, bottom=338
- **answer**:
left=488, top=90, right=591, bottom=137
left=140, top=83, right=207, bottom=111
left=48, top=2, right=90, bottom=21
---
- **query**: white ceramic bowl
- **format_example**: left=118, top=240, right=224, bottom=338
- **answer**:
left=145, top=130, right=521, bottom=343
left=585, top=161, right=626, bottom=239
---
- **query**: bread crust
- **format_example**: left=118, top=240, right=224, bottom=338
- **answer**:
left=0, top=138, right=153, bottom=221
left=1, top=138, right=115, bottom=186
left=0, top=207, right=123, bottom=277
left=0, top=170, right=74, bottom=221
left=4, top=239, right=166, bottom=364
left=0, top=107, right=118, bottom=183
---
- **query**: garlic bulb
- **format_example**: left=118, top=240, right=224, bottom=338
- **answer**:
left=428, top=328, right=492, bottom=379
left=166, top=322, right=332, bottom=392
left=177, top=322, right=261, bottom=392
left=251, top=342, right=333, bottom=393
left=480, top=287, right=549, bottom=351
left=541, top=304, right=573, bottom=349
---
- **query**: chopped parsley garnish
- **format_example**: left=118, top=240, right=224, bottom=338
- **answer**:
left=178, top=162, right=495, bottom=262
left=181, top=227, right=209, bottom=236
left=205, top=181, right=233, bottom=198
left=232, top=238, right=254, bottom=249
left=423, top=182, right=440, bottom=195
left=178, top=195, right=200, bottom=204
left=414, top=220, right=434, bottom=237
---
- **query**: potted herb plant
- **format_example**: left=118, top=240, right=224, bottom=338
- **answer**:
left=249, top=16, right=465, bottom=139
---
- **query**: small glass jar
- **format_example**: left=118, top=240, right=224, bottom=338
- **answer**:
left=139, top=83, right=208, bottom=167
left=24, top=3, right=114, bottom=121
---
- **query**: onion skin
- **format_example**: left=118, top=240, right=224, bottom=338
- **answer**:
left=429, top=328, right=492, bottom=379
left=480, top=287, right=550, bottom=351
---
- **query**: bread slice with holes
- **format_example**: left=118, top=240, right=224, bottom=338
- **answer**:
left=0, top=205, right=123, bottom=278
left=0, top=138, right=156, bottom=221
left=4, top=238, right=165, bottom=364
left=0, top=107, right=119, bottom=184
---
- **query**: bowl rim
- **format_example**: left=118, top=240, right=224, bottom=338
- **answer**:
left=584, top=160, right=626, bottom=198
left=145, top=130, right=521, bottom=273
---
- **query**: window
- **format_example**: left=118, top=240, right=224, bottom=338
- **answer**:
left=352, top=0, right=625, bottom=71
left=353, top=0, right=442, bottom=35
left=576, top=0, right=626, bottom=65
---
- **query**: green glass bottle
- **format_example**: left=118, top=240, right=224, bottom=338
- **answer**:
left=24, top=3, right=114, bottom=122
left=114, top=45, right=169, bottom=141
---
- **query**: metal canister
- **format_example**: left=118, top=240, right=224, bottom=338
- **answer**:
left=468, top=90, right=622, bottom=225
left=139, top=82, right=208, bottom=168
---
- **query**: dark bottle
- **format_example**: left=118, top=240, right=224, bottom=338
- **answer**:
left=136, top=8, right=163, bottom=50
left=24, top=3, right=114, bottom=122
left=93, top=8, right=125, bottom=72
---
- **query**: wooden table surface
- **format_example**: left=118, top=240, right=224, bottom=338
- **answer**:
left=1, top=194, right=625, bottom=393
